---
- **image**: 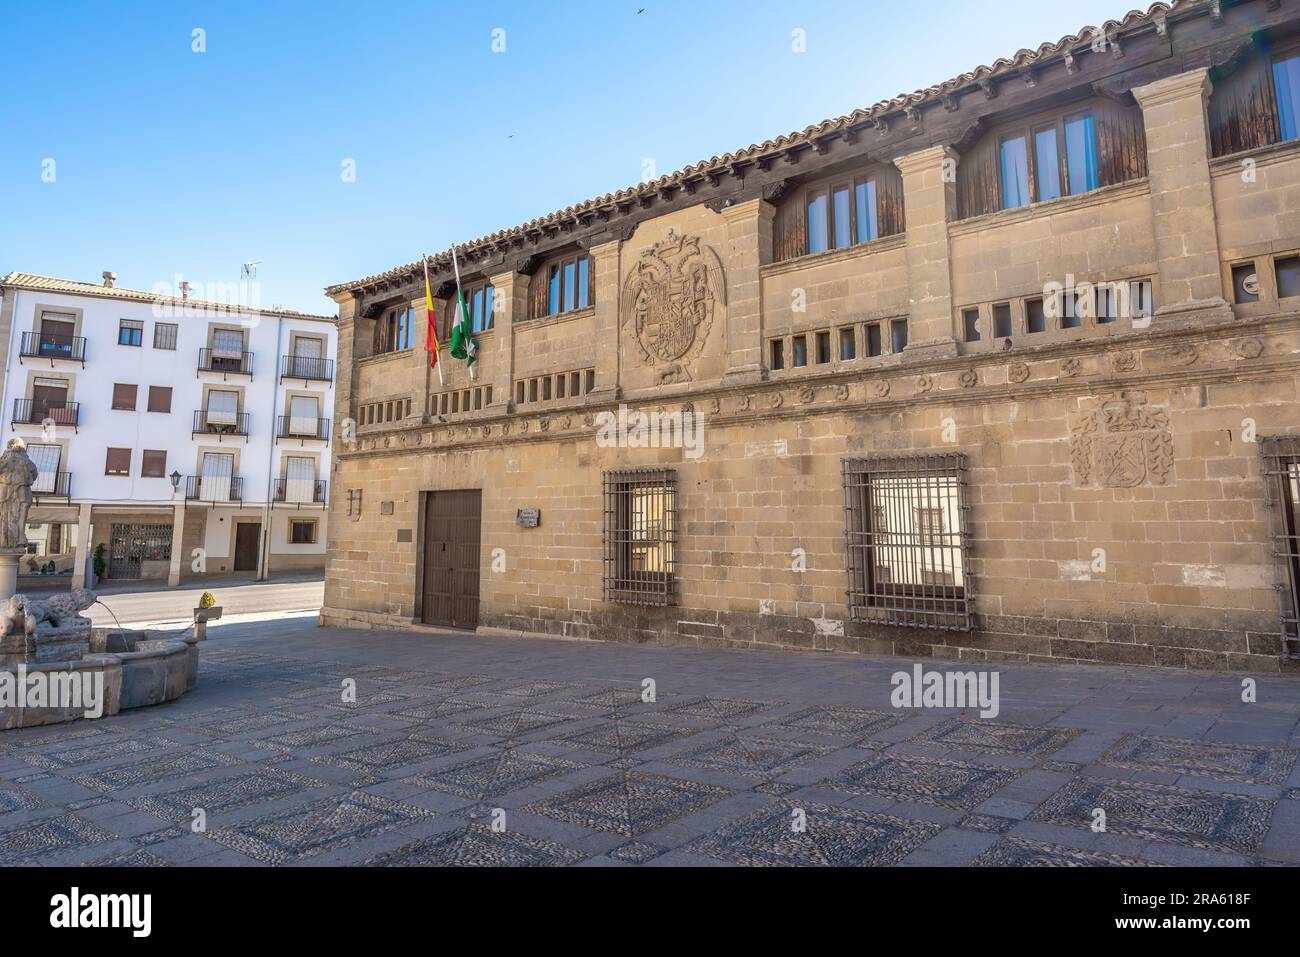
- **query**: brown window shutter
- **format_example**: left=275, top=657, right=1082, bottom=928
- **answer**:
left=111, top=383, right=137, bottom=411
left=529, top=271, right=548, bottom=320
left=147, top=385, right=172, bottom=413
left=587, top=256, right=596, bottom=307
left=773, top=195, right=809, bottom=262
left=105, top=448, right=131, bottom=475
left=141, top=450, right=167, bottom=477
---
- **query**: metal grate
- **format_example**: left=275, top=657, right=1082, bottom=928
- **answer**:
left=842, top=452, right=973, bottom=631
left=603, top=468, right=676, bottom=606
left=1258, top=436, right=1300, bottom=658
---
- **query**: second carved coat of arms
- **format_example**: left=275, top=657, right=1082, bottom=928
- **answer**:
left=620, top=230, right=725, bottom=383
left=1068, top=391, right=1174, bottom=488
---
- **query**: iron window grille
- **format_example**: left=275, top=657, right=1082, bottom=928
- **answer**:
left=603, top=468, right=676, bottom=607
left=842, top=452, right=973, bottom=631
left=1259, top=436, right=1300, bottom=657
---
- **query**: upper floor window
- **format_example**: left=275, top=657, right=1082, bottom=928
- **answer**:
left=464, top=281, right=495, bottom=334
left=374, top=304, right=414, bottom=354
left=773, top=164, right=904, bottom=262
left=806, top=175, right=881, bottom=255
left=1275, top=52, right=1300, bottom=141
left=958, top=99, right=1145, bottom=219
left=154, top=322, right=178, bottom=350
left=999, top=112, right=1099, bottom=210
left=118, top=319, right=143, bottom=347
left=531, top=254, right=592, bottom=319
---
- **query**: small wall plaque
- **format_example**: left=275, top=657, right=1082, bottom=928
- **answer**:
left=380, top=501, right=394, bottom=515
left=397, top=528, right=413, bottom=543
left=516, top=507, right=541, bottom=528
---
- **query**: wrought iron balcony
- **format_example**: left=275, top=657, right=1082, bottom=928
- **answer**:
left=32, top=471, right=71, bottom=502
left=184, top=475, right=243, bottom=503
left=279, top=354, right=334, bottom=383
left=19, top=332, right=86, bottom=367
left=272, top=478, right=327, bottom=505
left=275, top=416, right=330, bottom=441
left=192, top=410, right=250, bottom=439
left=12, top=399, right=79, bottom=429
left=197, top=348, right=254, bottom=377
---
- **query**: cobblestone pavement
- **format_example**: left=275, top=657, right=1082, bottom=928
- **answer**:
left=3, top=618, right=1300, bottom=867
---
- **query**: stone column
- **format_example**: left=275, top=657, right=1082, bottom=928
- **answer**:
left=720, top=198, right=774, bottom=385
left=0, top=549, right=20, bottom=602
left=488, top=268, right=521, bottom=410
left=333, top=294, right=359, bottom=434
left=167, top=503, right=185, bottom=586
left=70, top=501, right=92, bottom=590
left=587, top=239, right=621, bottom=400
left=1131, top=68, right=1233, bottom=326
left=894, top=146, right=960, bottom=360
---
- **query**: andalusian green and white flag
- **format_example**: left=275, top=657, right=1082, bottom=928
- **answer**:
left=448, top=246, right=477, bottom=370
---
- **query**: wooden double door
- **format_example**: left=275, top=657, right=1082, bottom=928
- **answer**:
left=420, top=489, right=482, bottom=630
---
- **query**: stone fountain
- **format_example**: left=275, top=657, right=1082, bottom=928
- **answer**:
left=0, top=438, right=200, bottom=729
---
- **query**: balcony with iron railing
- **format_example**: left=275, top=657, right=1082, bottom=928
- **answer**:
left=184, top=474, right=243, bottom=503
left=32, top=471, right=71, bottom=502
left=19, top=332, right=87, bottom=367
left=197, top=348, right=254, bottom=377
left=272, top=478, right=327, bottom=506
left=275, top=415, right=330, bottom=442
left=12, top=399, right=79, bottom=430
left=279, top=354, right=334, bottom=383
left=192, top=410, right=250, bottom=439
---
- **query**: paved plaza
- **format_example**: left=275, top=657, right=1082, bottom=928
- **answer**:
left=2, top=617, right=1299, bottom=867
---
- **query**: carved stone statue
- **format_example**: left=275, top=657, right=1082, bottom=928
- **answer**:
left=0, top=438, right=38, bottom=551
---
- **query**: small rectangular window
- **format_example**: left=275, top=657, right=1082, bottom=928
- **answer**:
left=865, top=323, right=883, bottom=358
left=112, top=383, right=138, bottom=411
left=290, top=519, right=318, bottom=544
left=792, top=334, right=808, bottom=368
left=571, top=371, right=581, bottom=395
left=839, top=327, right=856, bottom=361
left=147, top=385, right=172, bottom=413
left=1276, top=256, right=1300, bottom=299
left=529, top=379, right=538, bottom=403
left=141, top=450, right=167, bottom=478
left=890, top=318, right=908, bottom=354
left=105, top=448, right=131, bottom=476
left=153, top=323, right=178, bottom=350
left=585, top=369, right=595, bottom=393
left=992, top=302, right=1012, bottom=338
left=543, top=377, right=552, bottom=401
left=815, top=330, right=832, bottom=364
left=1025, top=297, right=1046, bottom=333
left=1232, top=263, right=1260, bottom=303
left=1060, top=290, right=1083, bottom=329
left=516, top=381, right=525, bottom=405
left=770, top=338, right=785, bottom=371
left=118, top=320, right=143, bottom=347
left=962, top=308, right=981, bottom=342
left=556, top=374, right=566, bottom=399
left=1131, top=280, right=1153, bottom=320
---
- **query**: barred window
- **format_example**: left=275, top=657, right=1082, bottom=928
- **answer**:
left=1259, top=436, right=1300, bottom=656
left=153, top=322, right=178, bottom=350
left=842, top=453, right=972, bottom=630
left=603, top=468, right=675, bottom=606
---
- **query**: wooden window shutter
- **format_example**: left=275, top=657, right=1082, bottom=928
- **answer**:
left=1208, top=48, right=1281, bottom=157
left=147, top=385, right=172, bottom=413
left=105, top=447, right=131, bottom=474
left=530, top=270, right=549, bottom=320
left=112, top=383, right=137, bottom=410
left=773, top=195, right=808, bottom=262
left=141, top=450, right=167, bottom=478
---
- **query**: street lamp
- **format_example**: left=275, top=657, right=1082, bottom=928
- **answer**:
left=169, top=470, right=181, bottom=491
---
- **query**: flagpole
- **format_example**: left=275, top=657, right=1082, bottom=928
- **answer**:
left=423, top=253, right=444, bottom=387
left=450, top=245, right=477, bottom=382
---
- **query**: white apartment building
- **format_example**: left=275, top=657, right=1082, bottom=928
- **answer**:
left=0, top=272, right=336, bottom=589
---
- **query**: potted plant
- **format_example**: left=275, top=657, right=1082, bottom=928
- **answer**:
left=93, top=543, right=107, bottom=580
left=193, top=591, right=222, bottom=640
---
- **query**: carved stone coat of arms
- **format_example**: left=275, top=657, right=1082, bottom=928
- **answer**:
left=620, top=230, right=725, bottom=383
left=1069, top=391, right=1174, bottom=488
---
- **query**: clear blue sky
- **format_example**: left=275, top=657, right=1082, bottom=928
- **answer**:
left=3, top=0, right=1132, bottom=315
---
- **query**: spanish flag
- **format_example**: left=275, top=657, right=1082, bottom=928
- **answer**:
left=423, top=255, right=443, bottom=383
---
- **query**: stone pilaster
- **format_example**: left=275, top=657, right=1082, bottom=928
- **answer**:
left=588, top=240, right=622, bottom=399
left=167, top=503, right=185, bottom=586
left=720, top=198, right=775, bottom=384
left=71, top=501, right=92, bottom=590
left=1131, top=68, right=1233, bottom=327
left=488, top=269, right=520, bottom=410
left=894, top=146, right=960, bottom=360
left=333, top=294, right=359, bottom=433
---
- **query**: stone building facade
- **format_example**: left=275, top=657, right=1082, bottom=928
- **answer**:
left=324, top=0, right=1300, bottom=673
